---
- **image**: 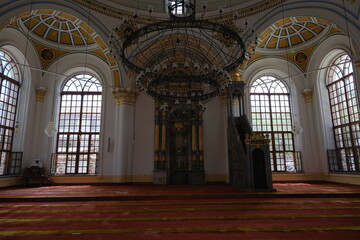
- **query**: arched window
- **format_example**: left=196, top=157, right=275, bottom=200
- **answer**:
left=0, top=50, right=21, bottom=176
left=250, top=76, right=301, bottom=172
left=167, top=0, right=185, bottom=14
left=54, top=74, right=102, bottom=175
left=327, top=54, right=360, bottom=172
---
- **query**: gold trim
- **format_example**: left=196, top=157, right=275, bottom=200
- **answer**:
left=154, top=125, right=159, bottom=151
left=199, top=125, right=203, bottom=151
left=35, top=87, right=47, bottom=102
left=303, top=89, right=313, bottom=103
left=40, top=48, right=55, bottom=61
left=294, top=51, right=308, bottom=64
left=354, top=60, right=360, bottom=68
left=245, top=133, right=271, bottom=147
left=230, top=71, right=242, bottom=82
left=161, top=125, right=166, bottom=152
left=112, top=88, right=137, bottom=105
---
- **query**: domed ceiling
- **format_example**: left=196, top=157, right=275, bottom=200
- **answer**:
left=73, top=0, right=283, bottom=18
left=81, top=0, right=269, bottom=12
left=6, top=10, right=117, bottom=75
left=21, top=11, right=95, bottom=46
left=243, top=17, right=342, bottom=72
left=257, top=17, right=331, bottom=50
left=101, top=0, right=260, bottom=12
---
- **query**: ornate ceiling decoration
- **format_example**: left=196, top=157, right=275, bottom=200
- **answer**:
left=257, top=17, right=331, bottom=50
left=72, top=0, right=286, bottom=21
left=243, top=17, right=342, bottom=73
left=5, top=9, right=119, bottom=81
left=21, top=11, right=96, bottom=46
left=109, top=1, right=252, bottom=105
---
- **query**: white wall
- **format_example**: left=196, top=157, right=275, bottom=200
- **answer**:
left=1, top=0, right=360, bottom=186
left=132, top=93, right=155, bottom=180
left=203, top=98, right=228, bottom=177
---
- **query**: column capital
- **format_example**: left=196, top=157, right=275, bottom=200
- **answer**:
left=35, top=87, right=47, bottom=102
left=303, top=88, right=313, bottom=103
left=354, top=59, right=360, bottom=68
left=112, top=88, right=137, bottom=106
left=219, top=92, right=228, bottom=106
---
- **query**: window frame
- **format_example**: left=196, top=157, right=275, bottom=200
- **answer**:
left=250, top=75, right=301, bottom=172
left=0, top=50, right=21, bottom=176
left=326, top=54, right=360, bottom=172
left=54, top=74, right=102, bottom=175
left=166, top=0, right=186, bottom=14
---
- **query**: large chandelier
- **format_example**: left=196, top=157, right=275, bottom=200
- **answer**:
left=110, top=0, right=248, bottom=105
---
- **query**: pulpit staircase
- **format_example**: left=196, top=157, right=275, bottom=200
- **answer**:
left=227, top=82, right=275, bottom=192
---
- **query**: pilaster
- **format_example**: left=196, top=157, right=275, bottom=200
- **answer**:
left=112, top=88, right=137, bottom=182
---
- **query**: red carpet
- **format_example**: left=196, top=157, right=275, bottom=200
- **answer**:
left=0, top=182, right=360, bottom=239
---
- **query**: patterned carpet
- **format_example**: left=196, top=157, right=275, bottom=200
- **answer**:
left=1, top=182, right=360, bottom=201
left=0, top=182, right=360, bottom=239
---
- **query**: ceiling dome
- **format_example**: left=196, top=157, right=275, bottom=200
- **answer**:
left=85, top=0, right=266, bottom=13
left=21, top=11, right=95, bottom=46
left=258, top=17, right=329, bottom=50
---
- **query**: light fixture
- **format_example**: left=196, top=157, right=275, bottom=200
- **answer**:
left=291, top=121, right=303, bottom=136
left=109, top=0, right=251, bottom=107
left=44, top=80, right=57, bottom=137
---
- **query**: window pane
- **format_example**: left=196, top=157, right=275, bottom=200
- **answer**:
left=327, top=54, right=360, bottom=172
left=250, top=76, right=298, bottom=172
left=0, top=50, right=20, bottom=176
left=55, top=74, right=102, bottom=175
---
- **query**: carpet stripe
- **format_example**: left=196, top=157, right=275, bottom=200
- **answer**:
left=1, top=214, right=360, bottom=223
left=1, top=206, right=359, bottom=214
left=1, top=199, right=360, bottom=208
left=1, top=226, right=360, bottom=236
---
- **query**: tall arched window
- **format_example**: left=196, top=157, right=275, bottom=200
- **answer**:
left=327, top=54, right=360, bottom=172
left=54, top=74, right=102, bottom=175
left=250, top=76, right=301, bottom=172
left=0, top=50, right=21, bottom=176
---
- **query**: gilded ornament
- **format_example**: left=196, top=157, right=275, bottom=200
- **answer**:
left=294, top=51, right=308, bottom=64
left=230, top=71, right=242, bottom=82
left=245, top=133, right=271, bottom=147
left=112, top=88, right=137, bottom=105
left=354, top=60, right=360, bottom=68
left=35, top=87, right=47, bottom=102
left=303, top=89, right=313, bottom=103
left=40, top=48, right=55, bottom=61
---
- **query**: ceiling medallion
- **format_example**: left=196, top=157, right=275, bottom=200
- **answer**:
left=40, top=48, right=55, bottom=61
left=109, top=0, right=255, bottom=107
left=294, top=51, right=308, bottom=64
